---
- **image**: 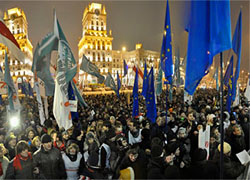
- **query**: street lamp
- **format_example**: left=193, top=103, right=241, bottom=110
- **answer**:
left=122, top=47, right=126, bottom=52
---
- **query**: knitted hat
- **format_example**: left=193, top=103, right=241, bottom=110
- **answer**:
left=218, top=142, right=231, bottom=154
left=41, top=134, right=52, bottom=143
left=151, top=145, right=163, bottom=158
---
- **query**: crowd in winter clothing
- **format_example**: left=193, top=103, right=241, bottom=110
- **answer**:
left=0, top=88, right=249, bottom=179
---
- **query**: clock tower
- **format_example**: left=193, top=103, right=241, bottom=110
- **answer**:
left=78, top=3, right=113, bottom=85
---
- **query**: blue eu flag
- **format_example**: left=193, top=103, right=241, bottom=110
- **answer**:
left=116, top=71, right=121, bottom=98
left=224, top=56, right=234, bottom=86
left=132, top=69, right=139, bottom=117
left=123, top=60, right=128, bottom=77
left=232, top=10, right=242, bottom=101
left=161, top=0, right=173, bottom=84
left=141, top=60, right=148, bottom=98
left=185, top=0, right=232, bottom=95
left=226, top=59, right=234, bottom=113
left=146, top=67, right=157, bottom=123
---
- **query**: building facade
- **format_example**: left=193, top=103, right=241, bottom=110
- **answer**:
left=78, top=3, right=113, bottom=85
left=0, top=8, right=33, bottom=84
left=78, top=3, right=164, bottom=87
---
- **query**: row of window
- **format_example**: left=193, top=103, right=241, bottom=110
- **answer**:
left=91, top=20, right=104, bottom=26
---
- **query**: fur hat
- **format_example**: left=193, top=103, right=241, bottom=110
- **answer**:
left=218, top=142, right=231, bottom=154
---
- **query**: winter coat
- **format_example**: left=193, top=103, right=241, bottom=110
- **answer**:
left=227, top=134, right=246, bottom=160
left=33, top=146, right=67, bottom=179
left=147, top=158, right=166, bottom=179
left=5, top=156, right=33, bottom=179
left=0, top=156, right=9, bottom=180
left=213, top=152, right=245, bottom=179
left=187, top=160, right=219, bottom=179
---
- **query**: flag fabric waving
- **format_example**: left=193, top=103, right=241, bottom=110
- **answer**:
left=0, top=20, right=25, bottom=63
left=32, top=40, right=55, bottom=96
left=132, top=69, right=139, bottom=117
left=132, top=65, right=143, bottom=80
left=226, top=58, right=234, bottom=113
left=213, top=67, right=219, bottom=91
left=185, top=0, right=232, bottom=95
left=141, top=61, right=148, bottom=98
left=175, top=47, right=181, bottom=88
left=80, top=55, right=105, bottom=84
left=245, top=75, right=250, bottom=101
left=224, top=56, right=234, bottom=86
left=53, top=39, right=77, bottom=130
left=28, top=82, right=34, bottom=97
left=116, top=71, right=121, bottom=98
left=0, top=65, right=7, bottom=95
left=34, top=81, right=46, bottom=125
left=68, top=81, right=79, bottom=121
left=71, top=81, right=88, bottom=108
left=146, top=67, right=157, bottom=123
left=104, top=73, right=117, bottom=93
left=161, top=0, right=173, bottom=85
left=4, top=50, right=20, bottom=111
left=232, top=10, right=242, bottom=101
left=156, top=61, right=163, bottom=96
left=123, top=60, right=128, bottom=77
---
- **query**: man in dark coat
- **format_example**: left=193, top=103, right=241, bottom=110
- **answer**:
left=5, top=141, right=34, bottom=179
left=188, top=148, right=219, bottom=179
left=33, top=134, right=67, bottom=179
left=227, top=124, right=246, bottom=161
left=213, top=142, right=245, bottom=179
left=119, top=147, right=148, bottom=179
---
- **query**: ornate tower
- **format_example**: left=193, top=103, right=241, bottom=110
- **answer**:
left=0, top=8, right=33, bottom=83
left=78, top=3, right=113, bottom=85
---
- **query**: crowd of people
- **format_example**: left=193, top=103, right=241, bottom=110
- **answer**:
left=0, top=88, right=249, bottom=179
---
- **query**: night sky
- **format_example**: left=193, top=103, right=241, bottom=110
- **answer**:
left=0, top=0, right=249, bottom=72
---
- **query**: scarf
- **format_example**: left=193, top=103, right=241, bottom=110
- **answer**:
left=0, top=161, right=3, bottom=176
left=13, top=152, right=32, bottom=170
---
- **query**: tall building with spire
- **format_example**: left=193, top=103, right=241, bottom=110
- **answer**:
left=78, top=3, right=113, bottom=85
left=0, top=7, right=33, bottom=83
left=78, top=3, right=185, bottom=87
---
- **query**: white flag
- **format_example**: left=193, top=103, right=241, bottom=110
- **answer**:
left=184, top=90, right=193, bottom=105
left=198, top=125, right=210, bottom=159
left=53, top=77, right=72, bottom=130
left=44, top=96, right=49, bottom=119
left=34, top=82, right=46, bottom=125
left=233, top=84, right=240, bottom=107
left=245, top=77, right=250, bottom=101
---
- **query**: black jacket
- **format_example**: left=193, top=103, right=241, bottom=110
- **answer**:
left=147, top=158, right=166, bottom=179
left=33, top=146, right=67, bottom=179
left=5, top=157, right=34, bottom=179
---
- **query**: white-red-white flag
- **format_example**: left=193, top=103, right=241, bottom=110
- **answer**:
left=0, top=20, right=25, bottom=63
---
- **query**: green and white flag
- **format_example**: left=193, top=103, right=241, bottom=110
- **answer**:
left=4, top=51, right=20, bottom=111
left=53, top=39, right=77, bottom=130
left=156, top=61, right=163, bottom=96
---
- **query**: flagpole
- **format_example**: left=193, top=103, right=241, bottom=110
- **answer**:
left=219, top=52, right=224, bottom=179
left=165, top=83, right=168, bottom=125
